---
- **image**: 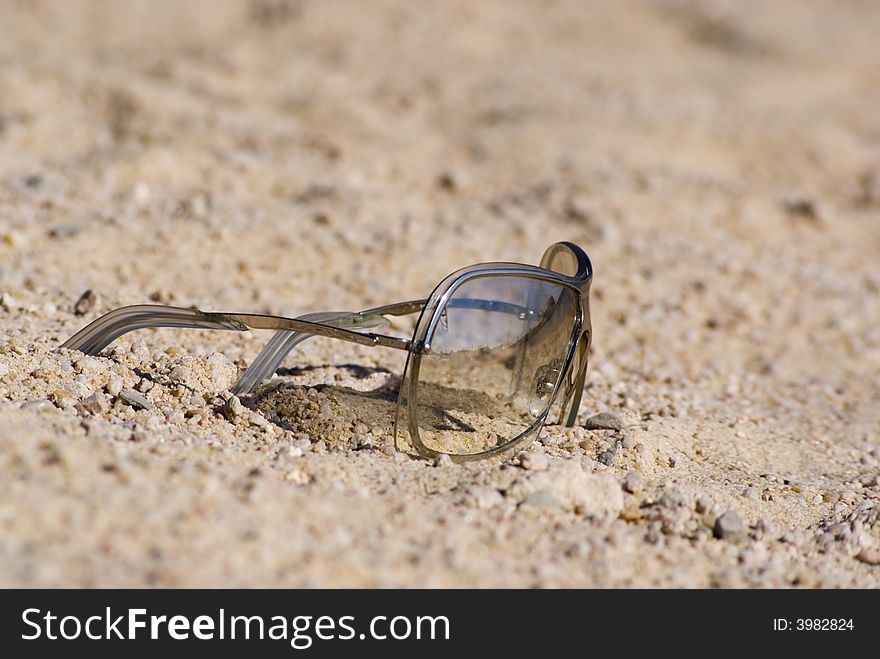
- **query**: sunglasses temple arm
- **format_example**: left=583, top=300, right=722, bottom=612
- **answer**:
left=61, top=304, right=414, bottom=358
left=61, top=305, right=250, bottom=355
left=232, top=300, right=429, bottom=395
left=232, top=310, right=397, bottom=396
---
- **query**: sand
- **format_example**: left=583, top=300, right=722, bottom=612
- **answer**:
left=0, top=0, right=878, bottom=587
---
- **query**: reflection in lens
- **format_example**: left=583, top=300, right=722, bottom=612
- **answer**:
left=412, top=275, right=577, bottom=456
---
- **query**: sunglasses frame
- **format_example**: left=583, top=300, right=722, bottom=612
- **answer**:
left=60, top=242, right=592, bottom=462
left=397, top=242, right=592, bottom=462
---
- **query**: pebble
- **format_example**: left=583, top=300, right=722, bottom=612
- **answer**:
left=520, top=451, right=549, bottom=471
left=622, top=470, right=644, bottom=494
left=20, top=399, right=54, bottom=411
left=756, top=517, right=777, bottom=539
left=742, top=486, right=760, bottom=501
left=434, top=454, right=453, bottom=467
left=0, top=292, right=18, bottom=311
left=521, top=489, right=562, bottom=510
left=73, top=289, right=97, bottom=316
left=223, top=394, right=245, bottom=420
left=52, top=389, right=77, bottom=409
left=713, top=510, right=746, bottom=541
left=584, top=411, right=624, bottom=431
left=471, top=486, right=504, bottom=509
left=855, top=549, right=880, bottom=566
left=285, top=469, right=310, bottom=485
left=659, top=488, right=689, bottom=509
left=168, top=365, right=190, bottom=383
left=695, top=495, right=712, bottom=514
left=136, top=378, right=154, bottom=393
left=75, top=393, right=108, bottom=416
left=119, top=388, right=152, bottom=410
left=598, top=440, right=621, bottom=466
left=105, top=376, right=123, bottom=397
left=48, top=224, right=80, bottom=239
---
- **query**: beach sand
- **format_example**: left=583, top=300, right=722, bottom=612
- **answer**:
left=1, top=0, right=878, bottom=586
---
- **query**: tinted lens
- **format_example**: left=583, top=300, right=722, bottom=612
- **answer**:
left=411, top=275, right=577, bottom=456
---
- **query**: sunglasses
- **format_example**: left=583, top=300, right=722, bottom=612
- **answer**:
left=63, top=242, right=593, bottom=462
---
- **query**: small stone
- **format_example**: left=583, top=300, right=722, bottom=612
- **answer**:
left=584, top=411, right=624, bottom=431
left=136, top=378, right=154, bottom=393
left=620, top=432, right=636, bottom=450
left=521, top=489, right=562, bottom=510
left=48, top=224, right=80, bottom=239
left=75, top=393, right=108, bottom=416
left=168, top=365, right=189, bottom=382
left=119, top=388, right=152, bottom=410
left=20, top=399, right=54, bottom=411
left=695, top=495, right=712, bottom=514
left=855, top=549, right=880, bottom=565
left=520, top=451, right=549, bottom=471
left=223, top=396, right=245, bottom=421
left=756, top=517, right=777, bottom=538
left=52, top=390, right=77, bottom=409
left=622, top=470, right=644, bottom=494
left=0, top=363, right=9, bottom=378
left=129, top=341, right=151, bottom=363
left=105, top=376, right=123, bottom=397
left=285, top=469, right=310, bottom=485
left=436, top=171, right=458, bottom=192
left=742, top=486, right=760, bottom=501
left=0, top=293, right=18, bottom=312
left=471, top=486, right=504, bottom=509
left=659, top=488, right=689, bottom=509
left=714, top=510, right=746, bottom=541
left=782, top=196, right=824, bottom=224
left=73, top=289, right=97, bottom=316
left=434, top=454, right=453, bottom=467
left=598, top=440, right=621, bottom=466
left=291, top=437, right=312, bottom=451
